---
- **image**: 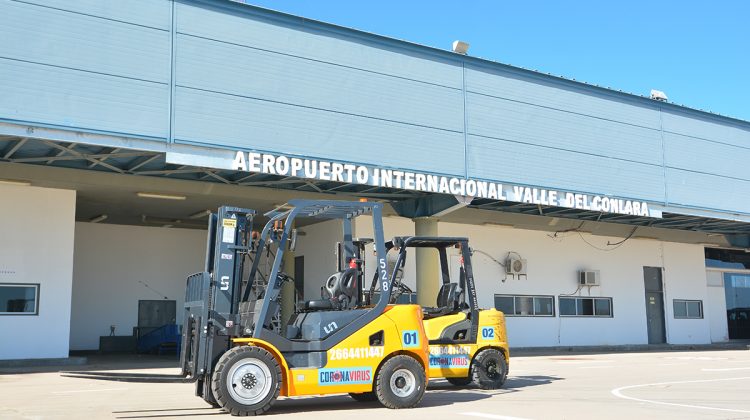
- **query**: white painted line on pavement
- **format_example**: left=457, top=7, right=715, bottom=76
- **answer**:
left=702, top=367, right=750, bottom=371
left=611, top=376, right=750, bottom=414
left=460, top=412, right=533, bottom=420
left=52, top=388, right=128, bottom=394
left=579, top=365, right=616, bottom=369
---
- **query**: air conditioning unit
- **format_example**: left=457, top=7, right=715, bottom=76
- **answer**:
left=579, top=270, right=600, bottom=286
left=505, top=256, right=527, bottom=276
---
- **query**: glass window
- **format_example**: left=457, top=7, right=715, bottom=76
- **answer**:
left=594, top=298, right=612, bottom=316
left=673, top=300, right=688, bottom=317
left=534, top=297, right=554, bottom=316
left=673, top=299, right=703, bottom=319
left=559, top=297, right=613, bottom=317
left=494, top=294, right=554, bottom=317
left=395, top=293, right=417, bottom=304
left=559, top=298, right=576, bottom=316
left=514, top=296, right=534, bottom=315
left=578, top=299, right=594, bottom=316
left=0, top=284, right=39, bottom=315
left=494, top=296, right=514, bottom=314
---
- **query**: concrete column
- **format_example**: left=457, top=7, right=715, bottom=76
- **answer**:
left=280, top=246, right=296, bottom=335
left=414, top=217, right=439, bottom=307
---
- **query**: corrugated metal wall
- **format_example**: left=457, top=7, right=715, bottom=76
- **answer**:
left=0, top=0, right=748, bottom=215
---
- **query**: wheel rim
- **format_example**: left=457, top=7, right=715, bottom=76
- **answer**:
left=389, top=368, right=416, bottom=397
left=485, top=358, right=501, bottom=380
left=226, top=357, right=273, bottom=405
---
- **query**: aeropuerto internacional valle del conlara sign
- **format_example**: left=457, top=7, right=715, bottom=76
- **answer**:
left=167, top=150, right=661, bottom=218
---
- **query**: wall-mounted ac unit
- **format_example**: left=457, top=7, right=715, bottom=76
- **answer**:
left=505, top=257, right=527, bottom=276
left=579, top=270, right=600, bottom=286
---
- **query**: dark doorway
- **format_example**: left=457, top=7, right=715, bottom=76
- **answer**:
left=724, top=273, right=750, bottom=339
left=294, top=256, right=305, bottom=300
left=643, top=267, right=666, bottom=344
left=138, top=299, right=176, bottom=336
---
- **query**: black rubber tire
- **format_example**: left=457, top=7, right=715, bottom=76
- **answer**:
left=211, top=346, right=282, bottom=416
left=349, top=391, right=378, bottom=402
left=471, top=348, right=508, bottom=390
left=446, top=376, right=473, bottom=387
left=375, top=355, right=426, bottom=409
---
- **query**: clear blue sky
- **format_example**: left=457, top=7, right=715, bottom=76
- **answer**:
left=244, top=0, right=749, bottom=122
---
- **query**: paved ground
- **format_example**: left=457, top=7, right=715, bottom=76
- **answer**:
left=2, top=349, right=750, bottom=419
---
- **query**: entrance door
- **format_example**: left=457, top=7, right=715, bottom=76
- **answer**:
left=724, top=273, right=750, bottom=339
left=643, top=267, right=666, bottom=344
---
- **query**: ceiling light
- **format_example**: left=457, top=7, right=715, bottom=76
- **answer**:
left=137, top=192, right=186, bottom=200
left=0, top=179, right=31, bottom=186
left=189, top=209, right=212, bottom=219
left=482, top=222, right=514, bottom=228
left=89, top=214, right=108, bottom=223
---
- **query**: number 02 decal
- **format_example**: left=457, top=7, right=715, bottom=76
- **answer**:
left=402, top=330, right=420, bottom=348
left=480, top=326, right=495, bottom=340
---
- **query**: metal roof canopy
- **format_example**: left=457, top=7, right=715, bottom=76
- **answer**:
left=2, top=135, right=750, bottom=245
left=266, top=199, right=376, bottom=220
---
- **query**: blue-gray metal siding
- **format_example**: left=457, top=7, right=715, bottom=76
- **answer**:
left=0, top=0, right=748, bottom=217
left=0, top=0, right=171, bottom=139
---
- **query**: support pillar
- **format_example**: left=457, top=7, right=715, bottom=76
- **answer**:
left=414, top=217, right=440, bottom=307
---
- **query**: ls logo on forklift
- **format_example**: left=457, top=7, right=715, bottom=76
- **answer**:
left=323, top=321, right=339, bottom=334
left=401, top=330, right=420, bottom=348
left=481, top=327, right=495, bottom=340
left=220, top=275, right=230, bottom=291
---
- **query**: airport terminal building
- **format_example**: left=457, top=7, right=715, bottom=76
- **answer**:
left=1, top=0, right=749, bottom=360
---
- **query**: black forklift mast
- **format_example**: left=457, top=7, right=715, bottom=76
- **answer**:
left=180, top=206, right=255, bottom=401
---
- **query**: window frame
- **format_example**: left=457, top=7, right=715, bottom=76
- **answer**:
left=558, top=296, right=613, bottom=318
left=0, top=283, right=40, bottom=316
left=494, top=294, right=555, bottom=317
left=673, top=299, right=704, bottom=319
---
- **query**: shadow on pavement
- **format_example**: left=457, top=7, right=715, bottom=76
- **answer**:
left=428, top=374, right=562, bottom=393
left=111, top=386, right=520, bottom=418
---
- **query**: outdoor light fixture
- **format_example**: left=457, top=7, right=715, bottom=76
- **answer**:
left=136, top=192, right=187, bottom=200
left=452, top=40, right=470, bottom=55
left=0, top=179, right=31, bottom=186
left=189, top=209, right=212, bottom=219
left=650, top=89, right=668, bottom=102
left=89, top=214, right=108, bottom=223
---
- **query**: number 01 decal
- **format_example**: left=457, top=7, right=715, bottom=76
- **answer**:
left=402, top=330, right=420, bottom=348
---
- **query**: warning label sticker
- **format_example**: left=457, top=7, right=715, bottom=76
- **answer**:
left=222, top=218, right=237, bottom=228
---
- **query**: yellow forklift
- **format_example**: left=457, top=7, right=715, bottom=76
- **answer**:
left=180, top=201, right=429, bottom=415
left=363, top=237, right=510, bottom=389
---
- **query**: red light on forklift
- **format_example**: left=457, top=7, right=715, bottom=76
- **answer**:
left=349, top=259, right=358, bottom=269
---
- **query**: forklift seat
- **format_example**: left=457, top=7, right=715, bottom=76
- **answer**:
left=422, top=283, right=459, bottom=319
left=303, top=268, right=358, bottom=311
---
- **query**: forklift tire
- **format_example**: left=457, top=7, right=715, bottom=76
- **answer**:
left=446, top=376, right=472, bottom=387
left=375, top=355, right=426, bottom=409
left=211, top=346, right=282, bottom=416
left=471, top=348, right=508, bottom=390
left=349, top=392, right=378, bottom=402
